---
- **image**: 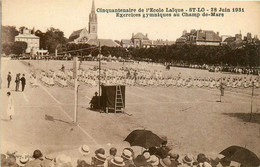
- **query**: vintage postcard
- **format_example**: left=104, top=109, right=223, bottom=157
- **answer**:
left=1, top=0, right=260, bottom=167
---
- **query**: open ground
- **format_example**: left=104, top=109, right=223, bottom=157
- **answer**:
left=1, top=58, right=260, bottom=161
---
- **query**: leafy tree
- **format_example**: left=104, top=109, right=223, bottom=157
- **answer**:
left=2, top=43, right=13, bottom=55
left=35, top=30, right=47, bottom=49
left=1, top=26, right=19, bottom=44
left=44, top=27, right=68, bottom=53
left=12, top=41, right=27, bottom=55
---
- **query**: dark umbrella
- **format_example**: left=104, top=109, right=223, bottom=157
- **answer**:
left=220, top=145, right=260, bottom=166
left=124, top=129, right=164, bottom=149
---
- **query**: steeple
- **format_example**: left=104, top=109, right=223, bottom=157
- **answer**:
left=89, top=0, right=97, bottom=23
left=91, top=0, right=95, bottom=13
left=88, top=0, right=98, bottom=39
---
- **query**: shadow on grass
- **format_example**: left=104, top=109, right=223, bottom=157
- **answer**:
left=45, top=114, right=73, bottom=125
left=223, top=112, right=260, bottom=124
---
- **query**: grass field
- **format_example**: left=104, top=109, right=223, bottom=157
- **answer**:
left=1, top=58, right=260, bottom=163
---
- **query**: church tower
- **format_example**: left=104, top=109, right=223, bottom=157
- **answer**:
left=88, top=0, right=98, bottom=39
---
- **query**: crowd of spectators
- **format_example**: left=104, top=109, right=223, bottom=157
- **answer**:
left=1, top=139, right=248, bottom=167
left=187, top=64, right=260, bottom=76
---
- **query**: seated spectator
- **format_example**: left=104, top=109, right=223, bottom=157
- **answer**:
left=79, top=145, right=90, bottom=156
left=91, top=153, right=106, bottom=167
left=6, top=154, right=19, bottom=167
left=202, top=162, right=212, bottom=167
left=110, top=157, right=125, bottom=167
left=95, top=148, right=106, bottom=155
left=209, top=158, right=220, bottom=167
left=143, top=152, right=151, bottom=164
left=77, top=160, right=91, bottom=167
left=159, top=157, right=171, bottom=167
left=121, top=149, right=134, bottom=167
left=17, top=153, right=30, bottom=167
left=168, top=150, right=181, bottom=165
left=148, top=147, right=157, bottom=156
left=107, top=147, right=117, bottom=167
left=107, top=147, right=117, bottom=161
left=181, top=154, right=194, bottom=167
left=40, top=154, right=55, bottom=167
left=147, top=155, right=159, bottom=167
left=133, top=155, right=148, bottom=167
left=219, top=157, right=231, bottom=167
left=197, top=153, right=207, bottom=166
left=24, top=149, right=43, bottom=167
left=156, top=136, right=171, bottom=159
left=1, top=154, right=8, bottom=167
left=123, top=148, right=135, bottom=159
left=53, top=154, right=72, bottom=167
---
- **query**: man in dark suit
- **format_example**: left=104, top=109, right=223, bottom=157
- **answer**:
left=7, top=72, right=12, bottom=88
left=15, top=73, right=20, bottom=91
left=20, top=74, right=26, bottom=92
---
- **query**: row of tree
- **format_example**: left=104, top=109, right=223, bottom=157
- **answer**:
left=128, top=44, right=260, bottom=67
left=61, top=43, right=260, bottom=67
left=2, top=25, right=260, bottom=66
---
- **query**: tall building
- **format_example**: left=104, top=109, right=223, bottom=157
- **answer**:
left=69, top=0, right=119, bottom=47
left=88, top=0, right=98, bottom=39
left=15, top=28, right=40, bottom=53
left=176, top=29, right=221, bottom=46
left=121, top=32, right=175, bottom=48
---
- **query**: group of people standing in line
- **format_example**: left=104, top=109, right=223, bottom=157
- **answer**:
left=7, top=72, right=26, bottom=92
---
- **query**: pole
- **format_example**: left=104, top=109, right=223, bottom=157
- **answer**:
left=55, top=49, right=57, bottom=57
left=249, top=81, right=254, bottom=121
left=98, top=43, right=101, bottom=113
left=73, top=57, right=79, bottom=123
left=74, top=78, right=78, bottom=122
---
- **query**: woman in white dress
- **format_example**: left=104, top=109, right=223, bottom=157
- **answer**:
left=7, top=92, right=14, bottom=120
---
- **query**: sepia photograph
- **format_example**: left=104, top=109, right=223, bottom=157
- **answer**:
left=1, top=0, right=260, bottom=167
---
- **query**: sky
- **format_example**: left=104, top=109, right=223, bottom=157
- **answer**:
left=2, top=0, right=260, bottom=41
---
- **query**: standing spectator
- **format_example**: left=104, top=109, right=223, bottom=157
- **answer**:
left=21, top=74, right=26, bottom=92
left=7, top=72, right=12, bottom=88
left=7, top=92, right=15, bottom=121
left=15, top=74, right=20, bottom=91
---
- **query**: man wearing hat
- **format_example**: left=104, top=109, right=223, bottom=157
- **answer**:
left=6, top=154, right=19, bottom=167
left=91, top=153, right=107, bottom=167
left=133, top=155, right=151, bottom=167
left=110, top=157, right=125, bottom=167
left=159, top=157, right=171, bottom=167
left=147, top=155, right=159, bottom=167
left=79, top=145, right=91, bottom=156
left=121, top=149, right=134, bottom=167
left=156, top=136, right=171, bottom=159
left=168, top=150, right=180, bottom=166
left=17, top=154, right=31, bottom=167
left=53, top=154, right=72, bottom=167
left=107, top=147, right=117, bottom=167
left=181, top=154, right=194, bottom=167
left=95, top=148, right=105, bottom=155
